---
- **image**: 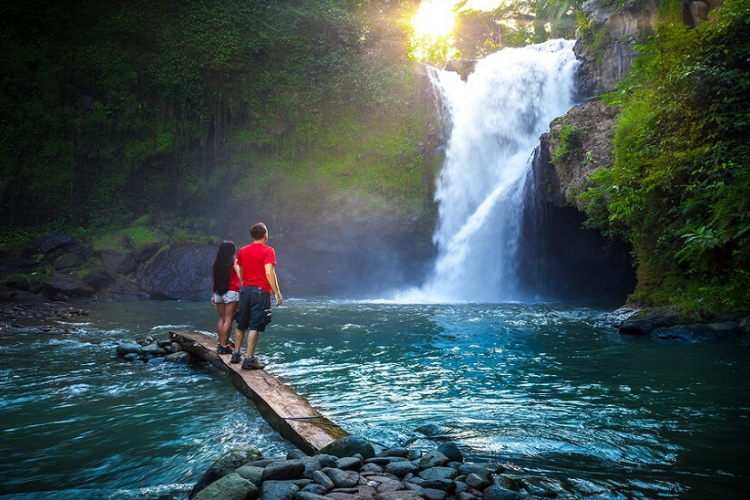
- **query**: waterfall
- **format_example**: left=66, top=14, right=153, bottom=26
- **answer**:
left=403, top=40, right=579, bottom=303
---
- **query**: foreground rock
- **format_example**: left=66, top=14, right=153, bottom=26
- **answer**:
left=189, top=437, right=620, bottom=500
left=616, top=308, right=750, bottom=344
left=115, top=336, right=190, bottom=365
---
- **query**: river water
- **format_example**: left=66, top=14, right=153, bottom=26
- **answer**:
left=1, top=299, right=749, bottom=500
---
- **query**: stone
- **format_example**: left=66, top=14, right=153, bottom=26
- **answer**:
left=459, top=493, right=480, bottom=500
left=264, top=460, right=306, bottom=481
left=437, top=443, right=463, bottom=463
left=650, top=322, right=740, bottom=342
left=465, top=474, right=491, bottom=490
left=42, top=275, right=94, bottom=298
left=294, top=490, right=329, bottom=500
left=296, top=493, right=330, bottom=500
left=301, top=457, right=323, bottom=479
left=54, top=252, right=82, bottom=270
left=193, top=472, right=258, bottom=500
left=380, top=448, right=409, bottom=458
left=423, top=489, right=447, bottom=500
left=492, top=476, right=519, bottom=491
left=236, top=465, right=265, bottom=485
left=376, top=480, right=405, bottom=493
left=314, top=454, right=338, bottom=468
left=326, top=492, right=357, bottom=500
left=336, top=456, right=363, bottom=470
left=360, top=463, right=384, bottom=474
left=327, top=469, right=360, bottom=488
left=384, top=461, right=419, bottom=478
left=312, top=470, right=335, bottom=490
left=619, top=312, right=679, bottom=335
left=418, top=467, right=455, bottom=481
left=189, top=447, right=264, bottom=498
left=318, top=436, right=376, bottom=459
left=147, top=357, right=165, bottom=366
left=31, top=233, right=77, bottom=255
left=458, top=464, right=501, bottom=478
left=141, top=344, right=167, bottom=356
left=117, top=342, right=142, bottom=356
left=100, top=249, right=137, bottom=274
left=375, top=491, right=425, bottom=500
left=419, top=451, right=448, bottom=470
left=165, top=351, right=192, bottom=364
left=288, top=449, right=309, bottom=459
left=302, top=483, right=330, bottom=495
left=262, top=480, right=301, bottom=500
left=419, top=479, right=454, bottom=493
left=482, top=485, right=517, bottom=500
left=136, top=242, right=215, bottom=300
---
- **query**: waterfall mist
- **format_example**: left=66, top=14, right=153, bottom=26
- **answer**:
left=401, top=40, right=580, bottom=303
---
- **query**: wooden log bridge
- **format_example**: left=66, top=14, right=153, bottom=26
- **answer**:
left=169, top=330, right=349, bottom=455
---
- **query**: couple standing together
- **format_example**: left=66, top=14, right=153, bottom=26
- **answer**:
left=211, top=222, right=283, bottom=370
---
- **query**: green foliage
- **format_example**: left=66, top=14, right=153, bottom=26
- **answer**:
left=581, top=0, right=750, bottom=316
left=551, top=124, right=582, bottom=162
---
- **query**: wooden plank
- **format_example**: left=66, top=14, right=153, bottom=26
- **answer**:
left=169, top=330, right=349, bottom=455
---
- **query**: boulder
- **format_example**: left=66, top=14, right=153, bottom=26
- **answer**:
left=651, top=322, right=740, bottom=342
left=30, top=233, right=77, bottom=255
left=261, top=480, right=300, bottom=500
left=42, top=275, right=95, bottom=298
left=189, top=447, right=264, bottom=499
left=136, top=243, right=214, bottom=300
left=318, top=436, right=375, bottom=460
left=193, top=472, right=259, bottom=500
left=100, top=249, right=137, bottom=274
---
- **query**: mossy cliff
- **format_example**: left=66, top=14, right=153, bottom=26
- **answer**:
left=545, top=0, right=750, bottom=321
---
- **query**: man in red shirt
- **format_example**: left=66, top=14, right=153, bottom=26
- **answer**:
left=231, top=222, right=283, bottom=369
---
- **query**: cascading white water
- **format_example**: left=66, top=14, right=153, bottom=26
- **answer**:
left=403, top=40, right=579, bottom=303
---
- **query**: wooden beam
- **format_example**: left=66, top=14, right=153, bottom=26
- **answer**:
left=169, top=330, right=349, bottom=455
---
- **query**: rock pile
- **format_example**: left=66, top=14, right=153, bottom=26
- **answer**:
left=189, top=436, right=614, bottom=500
left=115, top=336, right=192, bottom=366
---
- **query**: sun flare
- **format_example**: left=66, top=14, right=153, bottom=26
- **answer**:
left=411, top=0, right=456, bottom=39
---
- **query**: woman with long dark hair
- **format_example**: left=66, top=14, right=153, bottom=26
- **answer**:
left=211, top=240, right=241, bottom=354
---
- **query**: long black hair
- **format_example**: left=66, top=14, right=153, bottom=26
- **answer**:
left=212, top=240, right=236, bottom=295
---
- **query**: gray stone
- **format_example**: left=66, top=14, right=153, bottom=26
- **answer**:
left=315, top=454, right=338, bottom=468
left=189, top=447, right=264, bottom=498
left=193, top=472, right=259, bottom=500
left=165, top=351, right=192, bottom=364
left=302, top=457, right=323, bottom=479
left=301, top=483, right=330, bottom=495
left=288, top=449, right=309, bottom=459
left=459, top=493, right=480, bottom=500
left=312, top=470, right=335, bottom=490
left=376, top=480, right=404, bottom=493
left=136, top=242, right=214, bottom=300
left=360, top=463, right=384, bottom=474
left=264, top=460, right=306, bottom=481
left=42, top=275, right=94, bottom=298
left=296, top=493, right=329, bottom=500
left=368, top=457, right=409, bottom=465
left=458, top=464, right=499, bottom=478
left=418, top=467, right=455, bottom=481
left=123, top=353, right=140, bottom=362
left=492, top=476, right=519, bottom=491
left=423, top=489, right=447, bottom=500
left=419, top=479, right=454, bottom=492
left=419, top=451, right=448, bottom=470
left=380, top=448, right=409, bottom=458
left=236, top=465, right=265, bottom=485
left=465, top=474, right=491, bottom=490
left=327, top=468, right=360, bottom=488
left=54, top=252, right=82, bottom=270
left=436, top=443, right=463, bottom=464
left=404, top=483, right=424, bottom=493
left=375, top=491, right=425, bottom=500
left=482, top=486, right=517, bottom=500
left=117, top=342, right=142, bottom=356
left=262, top=480, right=301, bottom=500
left=101, top=249, right=137, bottom=274
left=141, top=343, right=167, bottom=356
left=147, top=357, right=165, bottom=366
left=318, top=436, right=375, bottom=459
left=336, top=456, right=363, bottom=470
left=384, top=461, right=419, bottom=478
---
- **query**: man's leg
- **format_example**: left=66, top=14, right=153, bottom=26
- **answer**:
left=246, top=330, right=259, bottom=358
left=232, top=328, right=245, bottom=363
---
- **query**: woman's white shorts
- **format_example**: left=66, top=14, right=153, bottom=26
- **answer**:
left=213, top=290, right=240, bottom=303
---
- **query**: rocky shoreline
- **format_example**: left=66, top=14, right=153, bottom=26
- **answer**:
left=187, top=436, right=616, bottom=500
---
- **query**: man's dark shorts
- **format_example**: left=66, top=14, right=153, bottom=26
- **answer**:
left=236, top=286, right=272, bottom=332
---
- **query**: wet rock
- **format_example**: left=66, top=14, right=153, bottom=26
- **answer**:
left=319, top=436, right=376, bottom=460
left=419, top=451, right=449, bottom=470
left=465, top=474, right=491, bottom=490
left=482, top=485, right=517, bottom=500
left=30, top=233, right=78, bottom=255
left=262, top=480, right=300, bottom=500
left=297, top=492, right=330, bottom=500
left=193, top=472, right=258, bottom=500
left=418, top=468, right=455, bottom=481
left=437, top=443, right=463, bottom=464
left=302, top=484, right=330, bottom=496
left=618, top=312, right=680, bottom=335
left=491, top=476, right=519, bottom=491
left=327, top=469, right=360, bottom=488
left=101, top=249, right=137, bottom=274
left=165, top=351, right=192, bottom=364
left=423, top=488, right=447, bottom=500
left=237, top=465, right=265, bottom=486
left=650, top=322, right=740, bottom=342
left=336, top=457, right=363, bottom=470
left=312, top=470, right=335, bottom=490
left=42, top=275, right=94, bottom=298
left=265, top=460, right=307, bottom=481
left=136, top=242, right=214, bottom=300
left=190, top=447, right=264, bottom=498
left=384, top=461, right=419, bottom=478
left=374, top=491, right=425, bottom=500
left=54, top=252, right=83, bottom=270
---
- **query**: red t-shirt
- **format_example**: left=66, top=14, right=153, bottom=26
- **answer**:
left=235, top=242, right=277, bottom=293
left=228, top=267, right=240, bottom=292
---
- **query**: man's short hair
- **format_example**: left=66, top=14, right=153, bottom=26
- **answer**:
left=250, top=222, right=268, bottom=241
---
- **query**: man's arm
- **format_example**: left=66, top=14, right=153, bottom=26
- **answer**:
left=265, top=263, right=283, bottom=306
